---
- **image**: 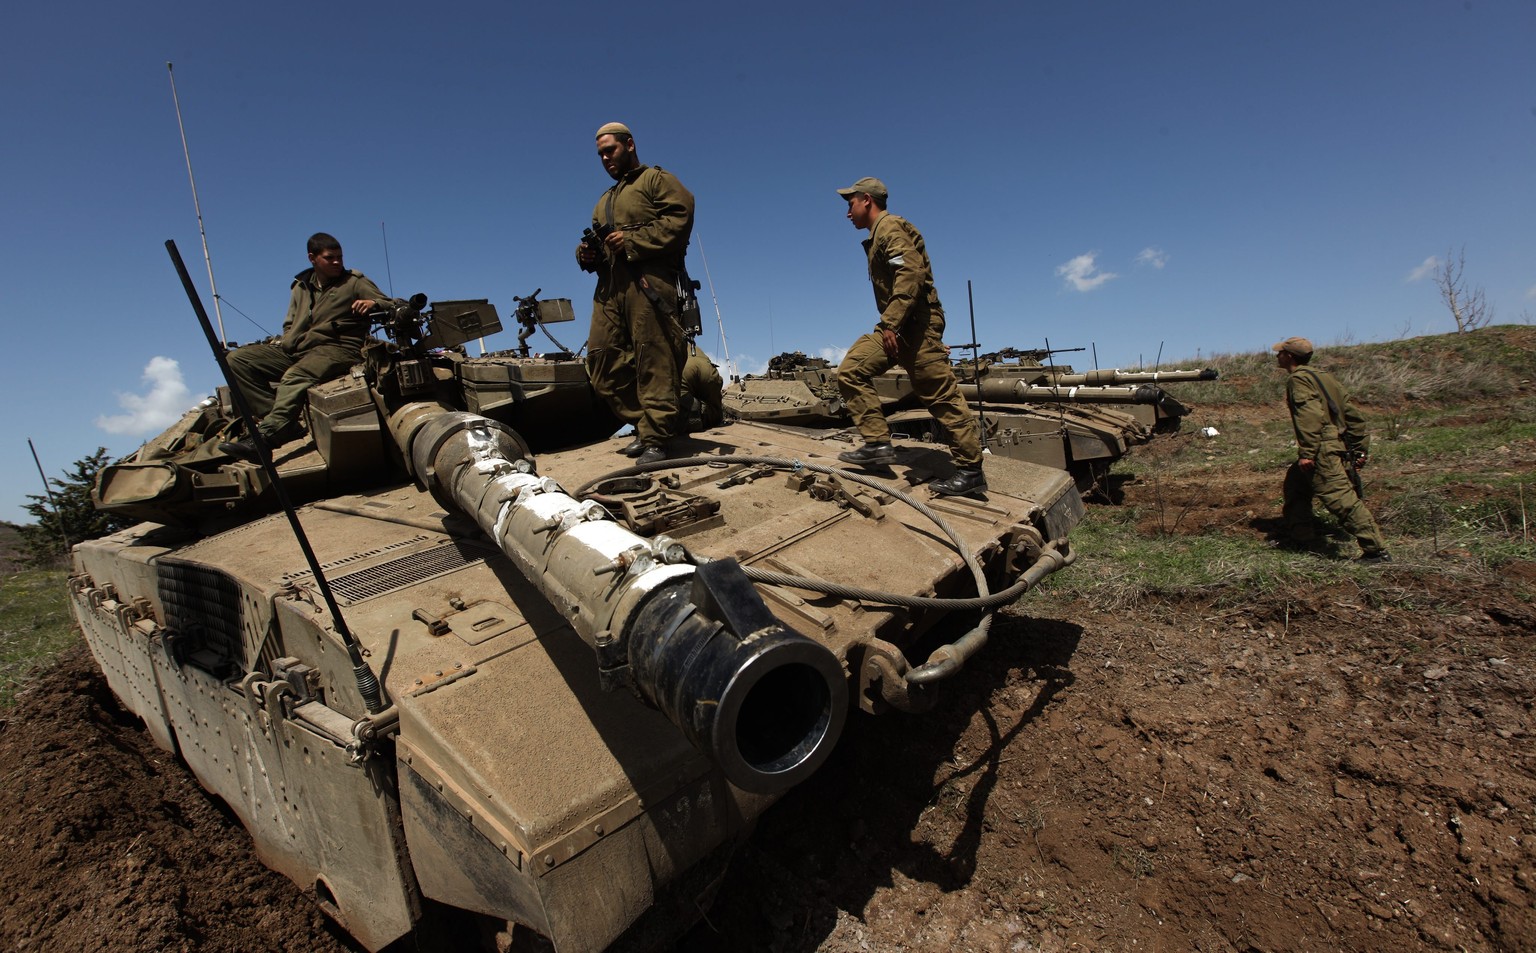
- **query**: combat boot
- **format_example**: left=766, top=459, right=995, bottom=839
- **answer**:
left=837, top=442, right=896, bottom=467
left=635, top=444, right=670, bottom=466
left=931, top=466, right=987, bottom=497
left=218, top=438, right=260, bottom=462
left=618, top=436, right=645, bottom=457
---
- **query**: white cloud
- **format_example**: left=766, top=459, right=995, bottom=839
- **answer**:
left=817, top=345, right=848, bottom=366
left=1056, top=252, right=1117, bottom=292
left=96, top=357, right=206, bottom=435
left=1406, top=256, right=1440, bottom=283
left=1134, top=247, right=1169, bottom=270
left=725, top=353, right=768, bottom=378
left=1525, top=283, right=1536, bottom=301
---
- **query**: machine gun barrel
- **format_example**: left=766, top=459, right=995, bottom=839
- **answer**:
left=390, top=405, right=847, bottom=795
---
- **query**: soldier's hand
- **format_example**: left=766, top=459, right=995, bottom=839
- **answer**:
left=880, top=328, right=901, bottom=359
left=576, top=243, right=597, bottom=266
left=1297, top=457, right=1315, bottom=472
left=352, top=299, right=377, bottom=315
left=603, top=229, right=626, bottom=255
left=1353, top=455, right=1367, bottom=470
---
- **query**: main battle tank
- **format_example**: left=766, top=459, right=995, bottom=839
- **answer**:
left=721, top=350, right=1217, bottom=495
left=67, top=246, right=1083, bottom=952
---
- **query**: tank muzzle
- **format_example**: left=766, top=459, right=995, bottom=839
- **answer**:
left=626, top=559, right=848, bottom=795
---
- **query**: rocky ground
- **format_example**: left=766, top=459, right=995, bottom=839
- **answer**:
left=2, top=469, right=1532, bottom=952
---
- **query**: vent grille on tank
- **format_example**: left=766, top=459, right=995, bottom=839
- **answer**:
left=319, top=539, right=498, bottom=604
left=158, top=562, right=244, bottom=664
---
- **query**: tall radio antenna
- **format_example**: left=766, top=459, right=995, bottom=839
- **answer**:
left=166, top=62, right=227, bottom=346
left=693, top=233, right=733, bottom=376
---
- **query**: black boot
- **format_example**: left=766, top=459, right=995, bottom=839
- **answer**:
left=218, top=438, right=260, bottom=462
left=635, top=444, right=669, bottom=466
left=618, top=436, right=645, bottom=457
left=931, top=466, right=987, bottom=497
left=837, top=442, right=896, bottom=467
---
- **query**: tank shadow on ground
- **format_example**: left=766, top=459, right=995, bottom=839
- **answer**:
left=678, top=612, right=1083, bottom=952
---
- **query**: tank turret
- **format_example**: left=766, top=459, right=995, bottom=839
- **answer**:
left=67, top=247, right=1083, bottom=952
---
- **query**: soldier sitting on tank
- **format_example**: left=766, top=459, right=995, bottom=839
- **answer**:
left=219, top=233, right=395, bottom=461
left=680, top=338, right=724, bottom=431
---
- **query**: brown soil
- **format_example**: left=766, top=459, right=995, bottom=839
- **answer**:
left=3, top=484, right=1533, bottom=952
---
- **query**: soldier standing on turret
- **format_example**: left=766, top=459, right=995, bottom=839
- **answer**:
left=833, top=177, right=986, bottom=496
left=576, top=122, right=695, bottom=466
left=1273, top=336, right=1391, bottom=563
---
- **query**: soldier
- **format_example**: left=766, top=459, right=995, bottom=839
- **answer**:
left=680, top=338, right=724, bottom=431
left=220, top=233, right=394, bottom=460
left=576, top=121, right=695, bottom=466
left=833, top=177, right=985, bottom=496
left=1273, top=336, right=1391, bottom=563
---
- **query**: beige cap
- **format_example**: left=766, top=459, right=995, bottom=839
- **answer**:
left=1271, top=336, right=1315, bottom=357
left=595, top=121, right=631, bottom=139
left=836, top=176, right=888, bottom=201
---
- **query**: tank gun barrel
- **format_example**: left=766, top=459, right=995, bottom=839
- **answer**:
left=1033, top=367, right=1218, bottom=386
left=393, top=405, right=847, bottom=795
left=963, top=381, right=1174, bottom=405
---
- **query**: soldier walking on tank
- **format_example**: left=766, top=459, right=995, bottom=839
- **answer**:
left=833, top=177, right=986, bottom=496
left=576, top=121, right=695, bottom=466
left=220, top=232, right=395, bottom=461
left=1273, top=336, right=1391, bottom=563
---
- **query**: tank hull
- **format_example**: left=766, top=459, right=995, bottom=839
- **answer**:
left=72, top=409, right=1080, bottom=951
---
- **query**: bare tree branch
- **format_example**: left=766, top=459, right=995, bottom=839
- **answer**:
left=1434, top=246, right=1493, bottom=333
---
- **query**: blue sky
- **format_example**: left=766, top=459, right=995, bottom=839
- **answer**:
left=3, top=0, right=1532, bottom=525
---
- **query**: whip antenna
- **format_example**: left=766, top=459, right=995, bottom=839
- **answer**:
left=966, top=280, right=989, bottom=451
left=166, top=62, right=227, bottom=347
left=694, top=233, right=733, bottom=376
left=380, top=220, right=395, bottom=296
left=166, top=239, right=385, bottom=714
left=26, top=438, right=73, bottom=560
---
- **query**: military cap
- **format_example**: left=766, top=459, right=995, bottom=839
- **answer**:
left=595, top=121, right=631, bottom=139
left=836, top=177, right=888, bottom=201
left=1271, top=336, right=1315, bottom=358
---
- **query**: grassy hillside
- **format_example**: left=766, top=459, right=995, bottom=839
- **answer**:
left=0, top=567, right=76, bottom=707
left=1037, top=324, right=1536, bottom=607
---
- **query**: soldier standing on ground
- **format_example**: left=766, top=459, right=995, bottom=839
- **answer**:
left=833, top=177, right=986, bottom=496
left=220, top=233, right=393, bottom=460
left=576, top=121, right=695, bottom=466
left=1273, top=336, right=1391, bottom=563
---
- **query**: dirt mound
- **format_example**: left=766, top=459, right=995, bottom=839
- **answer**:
left=0, top=645, right=360, bottom=953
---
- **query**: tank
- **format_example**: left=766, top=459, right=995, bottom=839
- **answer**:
left=721, top=350, right=1217, bottom=495
left=67, top=249, right=1083, bottom=953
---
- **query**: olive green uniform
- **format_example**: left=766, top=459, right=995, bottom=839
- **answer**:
left=681, top=341, right=724, bottom=430
left=226, top=268, right=392, bottom=439
left=836, top=213, right=982, bottom=466
left=581, top=164, right=694, bottom=446
left=1282, top=365, right=1387, bottom=554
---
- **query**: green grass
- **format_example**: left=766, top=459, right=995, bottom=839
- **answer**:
left=1, top=568, right=78, bottom=707
left=1032, top=326, right=1536, bottom=610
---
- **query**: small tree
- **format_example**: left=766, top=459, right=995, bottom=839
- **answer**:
left=18, top=447, right=133, bottom=567
left=1435, top=246, right=1493, bottom=334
